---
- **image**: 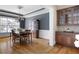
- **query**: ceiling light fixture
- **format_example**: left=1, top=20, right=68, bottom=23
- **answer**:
left=17, top=5, right=24, bottom=21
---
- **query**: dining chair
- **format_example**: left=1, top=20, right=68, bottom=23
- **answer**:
left=20, top=31, right=29, bottom=44
left=25, top=30, right=32, bottom=44
left=11, top=30, right=20, bottom=44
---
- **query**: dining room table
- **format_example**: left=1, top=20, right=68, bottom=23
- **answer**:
left=10, top=30, right=32, bottom=45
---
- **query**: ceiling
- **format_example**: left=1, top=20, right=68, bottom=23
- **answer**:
left=0, top=5, right=45, bottom=15
left=0, top=5, right=75, bottom=16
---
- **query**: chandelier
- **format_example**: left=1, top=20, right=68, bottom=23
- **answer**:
left=17, top=5, right=24, bottom=20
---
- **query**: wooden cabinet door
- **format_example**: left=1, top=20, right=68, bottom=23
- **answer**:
left=56, top=32, right=75, bottom=47
left=63, top=33, right=75, bottom=47
left=56, top=33, right=63, bottom=44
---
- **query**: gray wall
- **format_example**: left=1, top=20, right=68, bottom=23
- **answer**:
left=26, top=13, right=49, bottom=30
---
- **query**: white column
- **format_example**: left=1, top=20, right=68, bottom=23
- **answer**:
left=46, top=6, right=57, bottom=46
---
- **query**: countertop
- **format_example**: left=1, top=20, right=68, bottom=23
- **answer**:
left=56, top=31, right=79, bottom=34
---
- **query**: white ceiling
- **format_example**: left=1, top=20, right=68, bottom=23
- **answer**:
left=0, top=5, right=45, bottom=15
left=0, top=5, right=75, bottom=15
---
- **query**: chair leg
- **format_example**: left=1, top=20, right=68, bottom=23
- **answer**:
left=20, top=37, right=22, bottom=44
left=24, top=37, right=27, bottom=44
left=12, top=39, right=15, bottom=46
left=12, top=37, right=15, bottom=45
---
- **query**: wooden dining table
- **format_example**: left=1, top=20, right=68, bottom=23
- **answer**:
left=10, top=30, right=32, bottom=44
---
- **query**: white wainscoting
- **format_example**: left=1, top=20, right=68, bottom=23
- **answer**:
left=39, top=30, right=50, bottom=40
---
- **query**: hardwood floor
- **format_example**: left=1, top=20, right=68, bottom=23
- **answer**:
left=0, top=37, right=79, bottom=54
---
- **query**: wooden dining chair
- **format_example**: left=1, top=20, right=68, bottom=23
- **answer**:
left=11, top=30, right=20, bottom=44
left=25, top=30, right=32, bottom=44
left=20, top=31, right=29, bottom=44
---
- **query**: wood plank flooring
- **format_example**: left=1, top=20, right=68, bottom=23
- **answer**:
left=0, top=37, right=79, bottom=54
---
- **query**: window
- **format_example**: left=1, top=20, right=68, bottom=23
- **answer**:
left=0, top=16, right=19, bottom=33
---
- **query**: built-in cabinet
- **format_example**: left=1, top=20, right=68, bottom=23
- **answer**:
left=56, top=32, right=75, bottom=47
left=57, top=6, right=79, bottom=26
left=56, top=6, right=79, bottom=47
